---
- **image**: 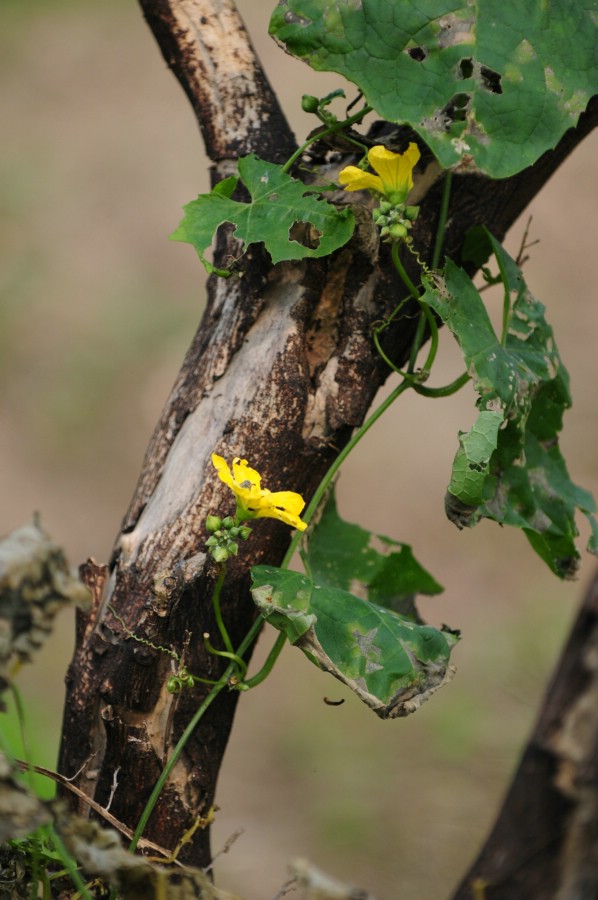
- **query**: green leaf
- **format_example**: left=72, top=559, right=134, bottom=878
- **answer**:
left=425, top=230, right=598, bottom=577
left=270, top=0, right=597, bottom=177
left=171, top=155, right=355, bottom=274
left=251, top=566, right=459, bottom=718
left=447, top=408, right=503, bottom=508
left=303, top=488, right=443, bottom=619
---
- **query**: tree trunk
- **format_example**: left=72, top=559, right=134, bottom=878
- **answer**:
left=57, top=0, right=598, bottom=871
left=451, top=567, right=598, bottom=900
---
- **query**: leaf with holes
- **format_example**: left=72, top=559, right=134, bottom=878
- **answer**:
left=270, top=0, right=597, bottom=177
left=171, top=154, right=354, bottom=275
left=447, top=408, right=503, bottom=508
left=425, top=229, right=598, bottom=577
left=251, top=566, right=459, bottom=718
left=302, top=488, right=443, bottom=621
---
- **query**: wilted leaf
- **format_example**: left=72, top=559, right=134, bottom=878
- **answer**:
left=251, top=566, right=459, bottom=718
left=0, top=751, right=50, bottom=842
left=0, top=518, right=91, bottom=705
left=58, top=815, right=240, bottom=900
left=426, top=230, right=598, bottom=577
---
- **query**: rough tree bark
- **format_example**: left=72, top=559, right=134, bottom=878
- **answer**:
left=57, top=0, right=598, bottom=879
left=451, top=568, right=598, bottom=900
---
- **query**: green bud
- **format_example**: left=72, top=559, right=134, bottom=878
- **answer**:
left=378, top=201, right=393, bottom=214
left=212, top=546, right=230, bottom=564
left=206, top=515, right=222, bottom=533
left=221, top=516, right=236, bottom=530
left=405, top=205, right=420, bottom=221
left=238, top=526, right=252, bottom=540
left=373, top=211, right=389, bottom=227
left=380, top=225, right=390, bottom=237
left=389, top=222, right=408, bottom=239
left=301, top=94, right=319, bottom=113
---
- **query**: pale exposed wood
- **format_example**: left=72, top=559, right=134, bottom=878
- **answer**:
left=138, top=0, right=296, bottom=165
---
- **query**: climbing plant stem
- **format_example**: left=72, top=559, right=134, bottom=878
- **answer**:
left=431, top=170, right=453, bottom=270
left=211, top=566, right=234, bottom=655
left=282, top=104, right=372, bottom=174
left=129, top=614, right=264, bottom=853
left=282, top=377, right=412, bottom=568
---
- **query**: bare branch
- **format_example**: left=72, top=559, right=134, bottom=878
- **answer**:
left=138, top=0, right=296, bottom=164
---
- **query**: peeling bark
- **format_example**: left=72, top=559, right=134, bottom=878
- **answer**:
left=137, top=0, right=296, bottom=165
left=57, top=0, right=598, bottom=872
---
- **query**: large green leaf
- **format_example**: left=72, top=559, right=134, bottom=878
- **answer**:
left=303, top=489, right=443, bottom=620
left=251, top=566, right=459, bottom=718
left=171, top=155, right=354, bottom=275
left=425, top=230, right=598, bottom=577
left=270, top=0, right=597, bottom=177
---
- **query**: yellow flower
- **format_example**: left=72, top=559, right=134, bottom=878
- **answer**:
left=212, top=454, right=307, bottom=531
left=338, top=143, right=420, bottom=205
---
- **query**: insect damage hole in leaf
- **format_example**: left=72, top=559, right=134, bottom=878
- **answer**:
left=407, top=46, right=427, bottom=62
left=289, top=220, right=322, bottom=249
left=458, top=57, right=474, bottom=79
left=444, top=93, right=471, bottom=123
left=480, top=65, right=503, bottom=94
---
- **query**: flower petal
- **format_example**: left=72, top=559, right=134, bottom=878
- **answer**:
left=254, top=505, right=308, bottom=531
left=251, top=489, right=305, bottom=514
left=231, top=458, right=261, bottom=493
left=212, top=454, right=307, bottom=531
left=212, top=453, right=233, bottom=488
left=368, top=142, right=420, bottom=202
left=338, top=166, right=384, bottom=194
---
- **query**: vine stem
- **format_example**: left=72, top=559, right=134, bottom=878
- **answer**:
left=285, top=377, right=412, bottom=565
left=406, top=169, right=452, bottom=373
left=432, top=170, right=453, bottom=270
left=391, top=241, right=439, bottom=377
left=211, top=566, right=234, bottom=655
left=282, top=104, right=372, bottom=174
left=203, top=632, right=248, bottom=678
left=129, top=614, right=264, bottom=854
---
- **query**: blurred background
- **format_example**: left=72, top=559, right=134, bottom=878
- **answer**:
left=1, top=1, right=596, bottom=897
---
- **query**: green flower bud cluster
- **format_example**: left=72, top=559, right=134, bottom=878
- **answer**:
left=205, top=515, right=252, bottom=563
left=372, top=202, right=419, bottom=243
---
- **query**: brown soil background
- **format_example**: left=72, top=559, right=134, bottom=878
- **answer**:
left=1, top=2, right=597, bottom=898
